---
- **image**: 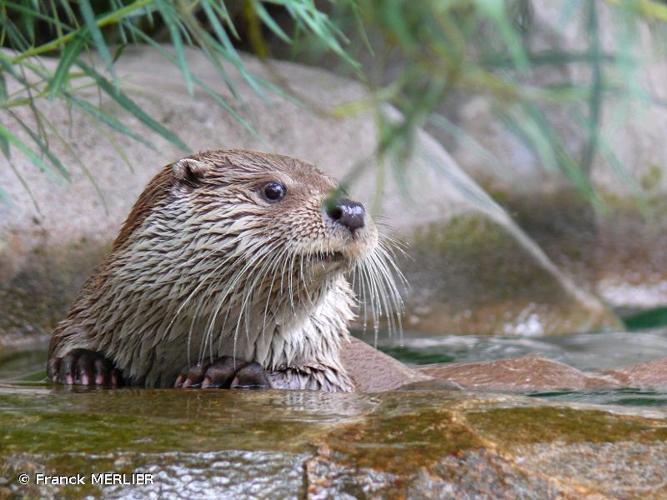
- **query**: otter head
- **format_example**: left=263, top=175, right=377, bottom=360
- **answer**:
left=113, top=149, right=402, bottom=343
left=171, top=150, right=380, bottom=279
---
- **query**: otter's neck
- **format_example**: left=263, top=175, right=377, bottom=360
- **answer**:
left=264, top=276, right=354, bottom=364
left=257, top=275, right=356, bottom=391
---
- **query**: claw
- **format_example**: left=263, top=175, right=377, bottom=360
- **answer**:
left=176, top=357, right=270, bottom=390
left=48, top=349, right=121, bottom=387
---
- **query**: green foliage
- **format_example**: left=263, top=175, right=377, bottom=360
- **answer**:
left=1, top=0, right=667, bottom=206
left=321, top=0, right=667, bottom=206
left=0, top=0, right=351, bottom=192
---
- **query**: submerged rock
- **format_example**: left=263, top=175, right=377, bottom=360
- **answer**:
left=0, top=46, right=618, bottom=337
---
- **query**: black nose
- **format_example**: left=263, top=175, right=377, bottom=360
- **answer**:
left=326, top=198, right=365, bottom=232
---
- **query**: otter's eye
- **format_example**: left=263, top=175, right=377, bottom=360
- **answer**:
left=262, top=182, right=287, bottom=202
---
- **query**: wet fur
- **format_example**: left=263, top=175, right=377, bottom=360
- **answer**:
left=49, top=150, right=402, bottom=391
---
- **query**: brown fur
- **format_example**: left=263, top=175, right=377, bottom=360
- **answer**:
left=113, top=166, right=173, bottom=252
left=48, top=149, right=401, bottom=390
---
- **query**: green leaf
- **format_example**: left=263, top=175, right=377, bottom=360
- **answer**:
left=78, top=0, right=116, bottom=81
left=125, top=24, right=259, bottom=139
left=474, top=0, right=529, bottom=73
left=252, top=0, right=290, bottom=42
left=155, top=0, right=194, bottom=95
left=76, top=60, right=189, bottom=151
left=0, top=122, right=55, bottom=176
left=11, top=113, right=70, bottom=180
left=48, top=33, right=86, bottom=99
left=5, top=154, right=40, bottom=212
left=211, top=1, right=240, bottom=39
left=198, top=2, right=265, bottom=96
left=112, top=43, right=127, bottom=63
left=67, top=94, right=155, bottom=149
left=624, top=307, right=667, bottom=331
left=0, top=71, right=8, bottom=156
left=3, top=0, right=74, bottom=30
left=18, top=2, right=36, bottom=44
left=580, top=0, right=603, bottom=175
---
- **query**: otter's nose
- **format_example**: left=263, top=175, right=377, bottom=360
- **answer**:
left=326, top=198, right=365, bottom=232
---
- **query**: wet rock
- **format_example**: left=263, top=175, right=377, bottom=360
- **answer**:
left=403, top=214, right=618, bottom=335
left=342, top=337, right=432, bottom=392
left=306, top=394, right=667, bottom=498
left=2, top=381, right=666, bottom=498
left=419, top=354, right=619, bottom=391
left=416, top=350, right=667, bottom=393
left=606, top=357, right=667, bottom=389
left=0, top=45, right=619, bottom=337
left=508, top=441, right=667, bottom=498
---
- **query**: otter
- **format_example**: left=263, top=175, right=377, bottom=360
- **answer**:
left=47, top=150, right=402, bottom=391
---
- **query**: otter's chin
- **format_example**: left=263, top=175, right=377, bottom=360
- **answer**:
left=301, top=226, right=378, bottom=273
left=307, top=242, right=375, bottom=274
left=306, top=251, right=351, bottom=273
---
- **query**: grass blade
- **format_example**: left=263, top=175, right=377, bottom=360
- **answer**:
left=48, top=34, right=86, bottom=98
left=580, top=0, right=603, bottom=175
left=6, top=155, right=40, bottom=213
left=35, top=107, right=110, bottom=214
left=76, top=60, right=189, bottom=151
left=0, top=70, right=9, bottom=156
left=126, top=23, right=259, bottom=139
left=155, top=0, right=194, bottom=95
left=67, top=94, right=155, bottom=149
left=78, top=0, right=116, bottom=81
left=200, top=0, right=264, bottom=95
left=10, top=111, right=70, bottom=180
left=0, top=121, right=55, bottom=176
left=474, top=0, right=529, bottom=72
left=252, top=0, right=290, bottom=42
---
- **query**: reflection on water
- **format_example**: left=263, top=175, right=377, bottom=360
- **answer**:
left=526, top=388, right=667, bottom=407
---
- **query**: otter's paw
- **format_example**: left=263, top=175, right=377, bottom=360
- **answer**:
left=174, top=357, right=271, bottom=390
left=48, top=349, right=122, bottom=387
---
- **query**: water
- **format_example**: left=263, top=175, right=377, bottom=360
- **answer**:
left=525, top=388, right=667, bottom=407
left=358, top=328, right=667, bottom=407
left=367, top=329, right=667, bottom=371
left=3, top=330, right=667, bottom=408
left=1, top=335, right=666, bottom=497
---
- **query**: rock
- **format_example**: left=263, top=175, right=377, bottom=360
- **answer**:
left=418, top=353, right=667, bottom=392
left=605, top=357, right=667, bottom=389
left=429, top=0, right=667, bottom=310
left=419, top=354, right=619, bottom=391
left=341, top=337, right=432, bottom=392
left=1, top=373, right=666, bottom=498
left=0, top=45, right=620, bottom=337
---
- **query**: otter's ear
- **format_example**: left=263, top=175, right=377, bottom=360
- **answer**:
left=172, top=158, right=209, bottom=187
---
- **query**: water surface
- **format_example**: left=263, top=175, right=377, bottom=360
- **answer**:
left=359, top=328, right=667, bottom=407
left=3, top=330, right=667, bottom=408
